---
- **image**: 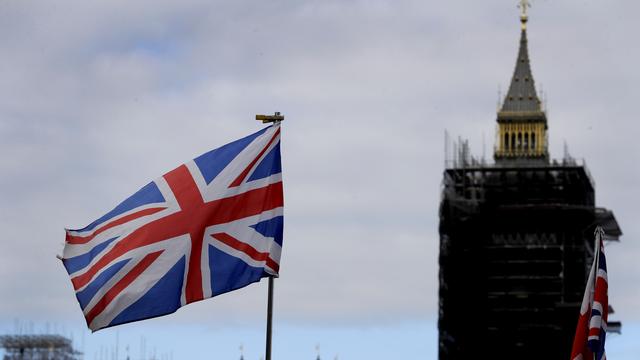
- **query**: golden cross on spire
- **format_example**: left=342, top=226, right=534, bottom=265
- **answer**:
left=518, top=0, right=531, bottom=29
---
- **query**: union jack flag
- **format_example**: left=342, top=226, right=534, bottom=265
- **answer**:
left=61, top=124, right=284, bottom=331
left=570, top=227, right=608, bottom=360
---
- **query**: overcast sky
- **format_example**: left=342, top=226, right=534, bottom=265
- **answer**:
left=1, top=1, right=639, bottom=359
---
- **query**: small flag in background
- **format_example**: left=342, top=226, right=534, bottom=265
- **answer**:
left=61, top=124, right=284, bottom=331
left=570, top=227, right=608, bottom=360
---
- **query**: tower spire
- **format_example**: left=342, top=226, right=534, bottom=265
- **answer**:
left=501, top=16, right=541, bottom=113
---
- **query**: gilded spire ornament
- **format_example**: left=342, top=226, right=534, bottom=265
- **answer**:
left=518, top=0, right=531, bottom=29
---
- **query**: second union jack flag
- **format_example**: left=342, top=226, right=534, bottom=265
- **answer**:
left=570, top=227, right=608, bottom=360
left=62, top=124, right=284, bottom=331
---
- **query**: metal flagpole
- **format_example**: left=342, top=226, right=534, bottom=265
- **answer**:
left=255, top=112, right=284, bottom=360
left=265, top=276, right=274, bottom=360
left=593, top=227, right=603, bottom=289
left=592, top=226, right=604, bottom=360
left=593, top=228, right=600, bottom=360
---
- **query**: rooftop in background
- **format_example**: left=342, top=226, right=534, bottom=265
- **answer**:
left=0, top=334, right=82, bottom=360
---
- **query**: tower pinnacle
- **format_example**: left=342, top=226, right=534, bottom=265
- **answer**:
left=518, top=0, right=531, bottom=29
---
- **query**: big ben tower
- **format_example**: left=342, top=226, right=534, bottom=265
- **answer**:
left=438, top=2, right=622, bottom=359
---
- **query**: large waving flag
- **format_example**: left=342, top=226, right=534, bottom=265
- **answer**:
left=570, top=227, right=608, bottom=360
left=61, top=124, right=284, bottom=331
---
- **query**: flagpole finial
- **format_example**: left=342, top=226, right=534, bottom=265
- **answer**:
left=518, top=0, right=531, bottom=30
left=256, top=112, right=284, bottom=124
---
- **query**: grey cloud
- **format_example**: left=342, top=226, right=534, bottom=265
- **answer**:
left=0, top=0, right=638, bottom=329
